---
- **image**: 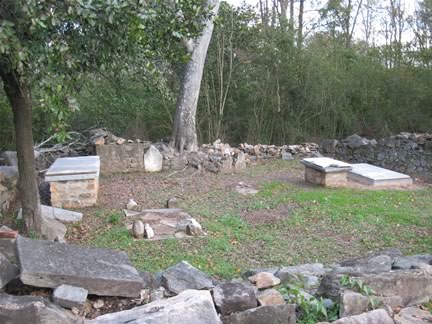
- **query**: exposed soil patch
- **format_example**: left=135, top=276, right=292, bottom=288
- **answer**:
left=241, top=203, right=298, bottom=225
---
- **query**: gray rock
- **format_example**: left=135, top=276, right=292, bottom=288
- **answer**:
left=394, top=306, right=432, bottom=324
left=17, top=236, right=142, bottom=297
left=282, top=152, right=294, bottom=160
left=0, top=293, right=79, bottom=324
left=0, top=237, right=16, bottom=263
left=339, top=291, right=369, bottom=317
left=344, top=134, right=370, bottom=149
left=317, top=272, right=343, bottom=299
left=0, top=252, right=19, bottom=288
left=150, top=287, right=166, bottom=302
left=359, top=269, right=432, bottom=307
left=392, top=255, right=432, bottom=270
left=319, top=139, right=339, bottom=154
left=333, top=309, right=393, bottom=324
left=139, top=271, right=155, bottom=289
left=161, top=261, right=214, bottom=294
left=1, top=151, right=18, bottom=167
left=336, top=249, right=401, bottom=273
left=87, top=290, right=221, bottom=324
left=275, top=263, right=327, bottom=282
left=244, top=267, right=280, bottom=278
left=144, top=145, right=163, bottom=172
left=53, top=284, right=88, bottom=309
left=223, top=304, right=296, bottom=324
left=213, top=281, right=257, bottom=315
left=40, top=215, right=67, bottom=241
left=323, top=298, right=335, bottom=309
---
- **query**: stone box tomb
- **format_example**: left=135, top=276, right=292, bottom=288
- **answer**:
left=300, top=157, right=352, bottom=187
left=348, top=163, right=413, bottom=186
left=45, top=156, right=100, bottom=208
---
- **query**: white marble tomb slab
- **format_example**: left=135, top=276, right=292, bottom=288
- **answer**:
left=301, top=157, right=352, bottom=173
left=348, top=163, right=413, bottom=186
left=45, top=156, right=100, bottom=181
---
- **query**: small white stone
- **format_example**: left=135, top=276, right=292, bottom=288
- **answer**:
left=144, top=223, right=154, bottom=239
left=127, top=199, right=138, bottom=210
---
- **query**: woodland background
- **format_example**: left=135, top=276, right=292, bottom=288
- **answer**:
left=1, top=0, right=432, bottom=149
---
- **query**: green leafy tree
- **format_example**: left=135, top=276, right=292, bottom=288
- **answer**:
left=0, top=0, right=206, bottom=234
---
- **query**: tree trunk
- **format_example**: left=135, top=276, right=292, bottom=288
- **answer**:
left=289, top=0, right=294, bottom=34
left=298, top=0, right=304, bottom=48
left=171, top=0, right=221, bottom=153
left=0, top=69, right=41, bottom=233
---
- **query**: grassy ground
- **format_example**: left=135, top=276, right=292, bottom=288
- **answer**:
left=65, top=160, right=431, bottom=279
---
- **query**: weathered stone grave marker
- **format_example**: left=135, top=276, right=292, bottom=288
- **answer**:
left=300, top=157, right=352, bottom=187
left=45, top=156, right=100, bottom=208
left=348, top=163, right=413, bottom=186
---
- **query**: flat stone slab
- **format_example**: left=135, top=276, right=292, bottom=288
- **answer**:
left=301, top=157, right=352, bottom=173
left=348, top=163, right=413, bottom=186
left=88, top=290, right=221, bottom=324
left=45, top=156, right=100, bottom=181
left=18, top=205, right=82, bottom=223
left=17, top=237, right=142, bottom=297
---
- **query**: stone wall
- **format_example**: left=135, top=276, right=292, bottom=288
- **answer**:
left=50, top=178, right=99, bottom=209
left=320, top=133, right=432, bottom=179
left=0, top=167, right=18, bottom=215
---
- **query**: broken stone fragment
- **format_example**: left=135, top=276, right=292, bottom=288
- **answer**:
left=132, top=220, right=144, bottom=239
left=167, top=197, right=178, bottom=209
left=0, top=226, right=18, bottom=239
left=223, top=304, right=296, bottom=324
left=0, top=293, right=79, bottom=324
left=212, top=280, right=257, bottom=315
left=53, top=284, right=88, bottom=310
left=394, top=306, right=432, bottom=324
left=116, top=138, right=126, bottom=145
left=186, top=218, right=204, bottom=236
left=248, top=272, right=281, bottom=289
left=17, top=236, right=142, bottom=297
left=126, top=198, right=138, bottom=210
left=257, top=289, right=285, bottom=306
left=93, top=137, right=105, bottom=146
left=144, top=223, right=154, bottom=239
left=0, top=252, right=19, bottom=289
left=332, top=309, right=393, bottom=324
left=161, top=261, right=214, bottom=294
left=40, top=216, right=67, bottom=241
left=339, top=291, right=369, bottom=318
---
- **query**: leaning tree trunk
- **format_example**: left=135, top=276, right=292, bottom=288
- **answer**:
left=0, top=69, right=42, bottom=234
left=171, top=0, right=221, bottom=153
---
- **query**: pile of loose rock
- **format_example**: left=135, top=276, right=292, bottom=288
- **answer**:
left=1, top=228, right=431, bottom=324
left=124, top=198, right=205, bottom=240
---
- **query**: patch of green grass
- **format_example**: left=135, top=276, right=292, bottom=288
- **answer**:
left=83, top=160, right=432, bottom=279
left=107, top=212, right=122, bottom=225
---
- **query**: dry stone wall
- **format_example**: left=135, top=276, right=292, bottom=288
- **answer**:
left=321, top=133, right=432, bottom=179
